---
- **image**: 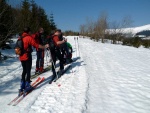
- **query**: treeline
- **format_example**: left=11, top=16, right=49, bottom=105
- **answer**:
left=63, top=30, right=79, bottom=36
left=79, top=12, right=150, bottom=48
left=0, top=0, right=56, bottom=48
left=122, top=37, right=150, bottom=48
left=79, top=12, right=133, bottom=43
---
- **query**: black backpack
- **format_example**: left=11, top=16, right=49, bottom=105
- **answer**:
left=48, top=36, right=56, bottom=51
left=15, top=36, right=24, bottom=56
left=15, top=35, right=28, bottom=56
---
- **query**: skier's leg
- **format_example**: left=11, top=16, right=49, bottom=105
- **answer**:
left=55, top=49, right=64, bottom=75
left=36, top=51, right=40, bottom=73
left=25, top=54, right=33, bottom=92
left=26, top=54, right=32, bottom=82
left=49, top=50, right=57, bottom=83
left=21, top=61, right=26, bottom=82
left=19, top=61, right=26, bottom=93
left=40, top=50, right=44, bottom=72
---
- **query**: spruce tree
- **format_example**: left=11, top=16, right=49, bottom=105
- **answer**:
left=49, top=13, right=57, bottom=31
left=30, top=0, right=39, bottom=32
left=0, top=0, right=14, bottom=47
left=37, top=6, right=51, bottom=34
left=21, top=0, right=31, bottom=28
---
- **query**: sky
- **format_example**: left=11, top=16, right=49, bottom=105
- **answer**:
left=10, top=0, right=150, bottom=32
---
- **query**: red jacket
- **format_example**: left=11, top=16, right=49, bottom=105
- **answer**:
left=32, top=32, right=39, bottom=44
left=53, top=35, right=60, bottom=47
left=19, top=33, right=39, bottom=61
left=32, top=32, right=44, bottom=51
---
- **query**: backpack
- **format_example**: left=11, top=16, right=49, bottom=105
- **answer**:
left=48, top=35, right=56, bottom=50
left=15, top=36, right=25, bottom=56
left=15, top=36, right=24, bottom=56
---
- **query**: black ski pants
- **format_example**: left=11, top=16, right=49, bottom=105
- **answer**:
left=21, top=54, right=32, bottom=82
left=36, top=50, right=44, bottom=69
left=50, top=48, right=64, bottom=80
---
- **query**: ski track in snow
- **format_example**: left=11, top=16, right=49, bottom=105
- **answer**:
left=1, top=36, right=150, bottom=113
left=80, top=38, right=150, bottom=113
left=28, top=37, right=88, bottom=113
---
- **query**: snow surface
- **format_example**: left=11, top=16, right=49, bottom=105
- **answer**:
left=1, top=36, right=150, bottom=113
left=108, top=24, right=150, bottom=35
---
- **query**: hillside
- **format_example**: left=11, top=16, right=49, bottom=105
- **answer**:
left=108, top=24, right=150, bottom=36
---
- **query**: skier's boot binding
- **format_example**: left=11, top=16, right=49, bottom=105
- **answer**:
left=24, top=81, right=33, bottom=94
left=58, top=69, right=64, bottom=76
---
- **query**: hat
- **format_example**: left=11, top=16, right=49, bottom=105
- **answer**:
left=24, top=27, right=30, bottom=33
left=55, top=29, right=61, bottom=32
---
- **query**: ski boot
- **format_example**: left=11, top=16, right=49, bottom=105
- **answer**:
left=65, top=54, right=73, bottom=64
left=40, top=67, right=44, bottom=73
left=24, top=81, right=34, bottom=96
left=18, top=81, right=25, bottom=96
left=58, top=69, right=64, bottom=77
left=35, top=68, right=40, bottom=75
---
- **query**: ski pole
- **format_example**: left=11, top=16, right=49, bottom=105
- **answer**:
left=74, top=37, right=76, bottom=49
left=74, top=37, right=77, bottom=57
left=77, top=37, right=80, bottom=57
left=47, top=50, right=50, bottom=66
left=45, top=49, right=48, bottom=66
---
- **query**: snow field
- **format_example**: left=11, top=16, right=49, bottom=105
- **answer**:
left=1, top=36, right=150, bottom=113
left=26, top=37, right=87, bottom=113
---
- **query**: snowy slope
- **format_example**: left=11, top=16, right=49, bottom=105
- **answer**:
left=108, top=24, right=150, bottom=35
left=123, top=24, right=150, bottom=34
left=1, top=36, right=150, bottom=113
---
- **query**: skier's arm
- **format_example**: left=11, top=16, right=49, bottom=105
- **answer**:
left=53, top=36, right=67, bottom=45
left=39, top=44, right=49, bottom=49
left=29, top=36, right=49, bottom=49
left=57, top=39, right=67, bottom=45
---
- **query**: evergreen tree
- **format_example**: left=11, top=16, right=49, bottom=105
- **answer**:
left=21, top=0, right=31, bottom=28
left=0, top=0, right=14, bottom=47
left=0, top=0, right=57, bottom=48
left=49, top=13, right=57, bottom=31
left=30, top=0, right=39, bottom=32
left=37, top=6, right=51, bottom=34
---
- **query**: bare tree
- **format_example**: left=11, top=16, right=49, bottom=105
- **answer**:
left=121, top=15, right=133, bottom=28
left=109, top=20, right=121, bottom=44
left=109, top=15, right=133, bottom=44
left=79, top=24, right=86, bottom=37
left=94, top=12, right=108, bottom=42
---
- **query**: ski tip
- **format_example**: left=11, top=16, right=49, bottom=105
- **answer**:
left=37, top=77, right=41, bottom=80
left=41, top=77, right=45, bottom=80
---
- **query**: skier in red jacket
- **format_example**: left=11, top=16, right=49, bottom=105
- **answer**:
left=32, top=27, right=46, bottom=73
left=48, top=29, right=66, bottom=83
left=19, top=27, right=49, bottom=95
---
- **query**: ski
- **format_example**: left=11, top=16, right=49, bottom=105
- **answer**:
left=31, top=66, right=51, bottom=79
left=63, top=56, right=80, bottom=66
left=8, top=77, right=41, bottom=105
left=13, top=77, right=45, bottom=106
left=57, top=65, right=72, bottom=87
left=49, top=65, right=72, bottom=84
left=57, top=65, right=72, bottom=76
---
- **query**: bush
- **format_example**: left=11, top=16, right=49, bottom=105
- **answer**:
left=132, top=37, right=142, bottom=48
left=142, top=40, right=150, bottom=48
